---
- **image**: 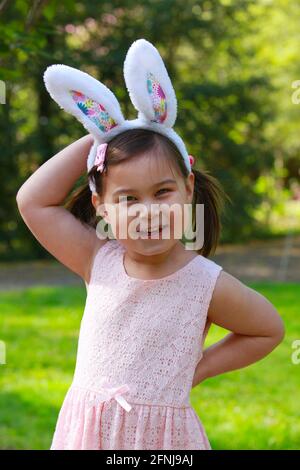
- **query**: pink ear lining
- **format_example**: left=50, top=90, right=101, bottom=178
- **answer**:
left=147, top=72, right=167, bottom=123
left=70, top=90, right=118, bottom=133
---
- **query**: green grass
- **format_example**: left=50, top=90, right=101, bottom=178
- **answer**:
left=0, top=283, right=299, bottom=449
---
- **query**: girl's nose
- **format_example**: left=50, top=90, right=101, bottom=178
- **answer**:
left=136, top=201, right=162, bottom=231
left=138, top=199, right=160, bottom=218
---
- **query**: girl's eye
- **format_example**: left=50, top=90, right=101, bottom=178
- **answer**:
left=157, top=188, right=171, bottom=196
left=119, top=195, right=137, bottom=203
left=117, top=189, right=171, bottom=203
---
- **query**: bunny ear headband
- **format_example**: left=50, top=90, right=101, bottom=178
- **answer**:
left=43, top=38, right=195, bottom=193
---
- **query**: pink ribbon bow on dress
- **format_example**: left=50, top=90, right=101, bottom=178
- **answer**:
left=94, top=142, right=108, bottom=172
left=86, top=376, right=132, bottom=412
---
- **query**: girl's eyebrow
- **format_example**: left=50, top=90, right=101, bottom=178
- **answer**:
left=112, top=179, right=177, bottom=196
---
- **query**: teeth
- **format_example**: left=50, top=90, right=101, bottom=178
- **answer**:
left=141, top=229, right=159, bottom=234
left=139, top=225, right=166, bottom=235
left=140, top=230, right=159, bottom=235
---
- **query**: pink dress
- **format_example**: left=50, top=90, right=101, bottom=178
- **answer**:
left=50, top=239, right=223, bottom=450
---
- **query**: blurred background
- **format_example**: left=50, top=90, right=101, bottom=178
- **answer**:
left=0, top=0, right=299, bottom=450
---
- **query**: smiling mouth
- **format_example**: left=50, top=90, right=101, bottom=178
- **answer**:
left=137, top=225, right=168, bottom=236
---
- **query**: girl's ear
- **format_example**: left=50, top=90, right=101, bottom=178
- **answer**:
left=43, top=64, right=125, bottom=141
left=123, top=39, right=177, bottom=129
left=92, top=194, right=106, bottom=218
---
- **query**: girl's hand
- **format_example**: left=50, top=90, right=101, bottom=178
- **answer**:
left=16, top=134, right=105, bottom=285
left=192, top=271, right=285, bottom=387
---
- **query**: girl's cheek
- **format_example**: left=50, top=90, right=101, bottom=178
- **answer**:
left=168, top=204, right=186, bottom=239
left=114, top=205, right=125, bottom=238
left=181, top=202, right=193, bottom=236
left=115, top=205, right=134, bottom=239
left=104, top=204, right=123, bottom=238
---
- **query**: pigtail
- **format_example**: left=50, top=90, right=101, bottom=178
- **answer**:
left=191, top=168, right=230, bottom=257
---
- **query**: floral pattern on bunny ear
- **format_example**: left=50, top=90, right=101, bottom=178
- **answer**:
left=70, top=90, right=118, bottom=133
left=147, top=72, right=167, bottom=123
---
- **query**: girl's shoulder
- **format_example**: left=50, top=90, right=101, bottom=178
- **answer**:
left=193, top=252, right=223, bottom=282
left=189, top=253, right=224, bottom=316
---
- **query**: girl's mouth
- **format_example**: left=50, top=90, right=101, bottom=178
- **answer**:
left=138, top=225, right=167, bottom=238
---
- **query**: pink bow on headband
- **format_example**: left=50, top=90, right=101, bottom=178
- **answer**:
left=94, top=142, right=108, bottom=172
left=189, top=155, right=195, bottom=166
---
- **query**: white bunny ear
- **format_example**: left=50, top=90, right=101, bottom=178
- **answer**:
left=123, top=39, right=177, bottom=128
left=43, top=64, right=125, bottom=141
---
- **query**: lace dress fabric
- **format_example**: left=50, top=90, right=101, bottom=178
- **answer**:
left=50, top=239, right=223, bottom=450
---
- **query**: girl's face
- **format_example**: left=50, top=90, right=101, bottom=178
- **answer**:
left=93, top=150, right=194, bottom=256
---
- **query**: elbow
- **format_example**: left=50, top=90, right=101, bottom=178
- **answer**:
left=261, top=296, right=286, bottom=346
left=271, top=314, right=285, bottom=346
left=16, top=185, right=32, bottom=214
left=16, top=188, right=26, bottom=213
left=16, top=187, right=22, bottom=203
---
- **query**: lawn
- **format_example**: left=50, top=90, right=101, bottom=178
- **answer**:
left=0, top=283, right=299, bottom=450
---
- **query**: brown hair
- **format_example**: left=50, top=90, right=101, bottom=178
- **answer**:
left=64, top=128, right=230, bottom=257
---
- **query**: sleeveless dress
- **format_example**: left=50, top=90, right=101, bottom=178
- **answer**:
left=50, top=239, right=223, bottom=450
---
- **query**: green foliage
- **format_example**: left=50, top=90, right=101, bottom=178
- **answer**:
left=1, top=0, right=299, bottom=258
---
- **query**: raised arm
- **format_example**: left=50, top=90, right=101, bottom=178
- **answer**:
left=16, top=134, right=105, bottom=285
left=192, top=271, right=285, bottom=387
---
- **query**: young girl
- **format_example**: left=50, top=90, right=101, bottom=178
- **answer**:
left=16, top=39, right=284, bottom=450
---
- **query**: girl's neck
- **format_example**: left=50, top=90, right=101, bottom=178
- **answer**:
left=122, top=241, right=198, bottom=280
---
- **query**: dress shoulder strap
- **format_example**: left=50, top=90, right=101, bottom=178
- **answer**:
left=88, top=238, right=120, bottom=286
left=196, top=254, right=223, bottom=323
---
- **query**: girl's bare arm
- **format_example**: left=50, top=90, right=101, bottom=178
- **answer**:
left=16, top=134, right=105, bottom=284
left=192, top=271, right=285, bottom=387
